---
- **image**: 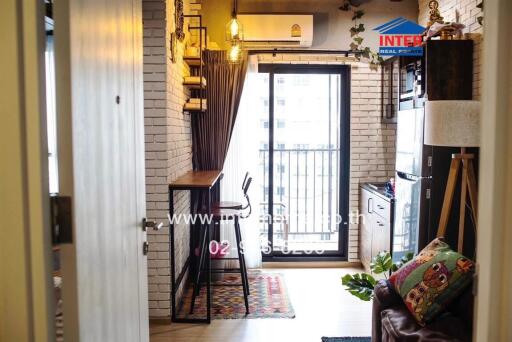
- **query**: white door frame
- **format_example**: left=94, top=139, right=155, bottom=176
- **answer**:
left=475, top=0, right=512, bottom=340
left=0, top=1, right=54, bottom=341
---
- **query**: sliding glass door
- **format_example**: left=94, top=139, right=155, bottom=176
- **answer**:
left=258, top=65, right=350, bottom=260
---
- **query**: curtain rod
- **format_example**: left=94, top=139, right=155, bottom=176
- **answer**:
left=247, top=49, right=362, bottom=56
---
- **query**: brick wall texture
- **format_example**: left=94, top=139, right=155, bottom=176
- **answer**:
left=418, top=0, right=483, bottom=99
left=143, top=0, right=194, bottom=317
left=257, top=54, right=396, bottom=262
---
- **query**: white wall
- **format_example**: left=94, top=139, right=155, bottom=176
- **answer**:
left=143, top=0, right=195, bottom=318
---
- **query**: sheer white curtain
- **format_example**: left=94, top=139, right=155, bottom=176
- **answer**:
left=221, top=55, right=262, bottom=268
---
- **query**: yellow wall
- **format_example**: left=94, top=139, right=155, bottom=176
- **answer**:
left=0, top=1, right=54, bottom=341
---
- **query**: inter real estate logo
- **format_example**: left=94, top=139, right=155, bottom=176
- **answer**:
left=374, top=17, right=425, bottom=56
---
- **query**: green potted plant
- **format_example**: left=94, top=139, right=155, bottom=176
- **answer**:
left=341, top=251, right=413, bottom=301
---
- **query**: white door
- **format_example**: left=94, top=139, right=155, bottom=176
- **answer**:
left=55, top=0, right=149, bottom=340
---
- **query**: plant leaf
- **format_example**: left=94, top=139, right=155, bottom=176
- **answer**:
left=350, top=42, right=359, bottom=51
left=353, top=36, right=364, bottom=45
left=352, top=10, right=365, bottom=20
left=341, top=273, right=377, bottom=301
left=476, top=1, right=483, bottom=9
left=350, top=27, right=359, bottom=37
left=357, top=23, right=365, bottom=32
left=402, top=252, right=414, bottom=263
left=370, top=251, right=393, bottom=274
left=391, top=251, right=415, bottom=272
left=339, top=1, right=351, bottom=11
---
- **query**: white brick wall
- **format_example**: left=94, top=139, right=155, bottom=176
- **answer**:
left=418, top=0, right=483, bottom=99
left=349, top=63, right=396, bottom=261
left=257, top=54, right=396, bottom=262
left=143, top=0, right=193, bottom=318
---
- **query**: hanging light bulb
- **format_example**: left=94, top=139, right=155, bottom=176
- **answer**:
left=228, top=41, right=242, bottom=64
left=225, top=0, right=244, bottom=63
left=228, top=18, right=241, bottom=40
left=225, top=0, right=243, bottom=41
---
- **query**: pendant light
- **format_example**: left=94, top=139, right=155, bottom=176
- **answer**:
left=228, top=40, right=243, bottom=64
left=226, top=0, right=243, bottom=63
left=225, top=0, right=243, bottom=41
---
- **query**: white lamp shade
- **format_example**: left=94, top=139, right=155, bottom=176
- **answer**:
left=424, top=100, right=481, bottom=147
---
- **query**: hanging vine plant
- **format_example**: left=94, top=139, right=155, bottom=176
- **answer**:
left=476, top=1, right=483, bottom=26
left=339, top=0, right=383, bottom=70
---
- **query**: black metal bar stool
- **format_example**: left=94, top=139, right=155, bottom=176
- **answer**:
left=190, top=177, right=252, bottom=315
left=214, top=172, right=249, bottom=210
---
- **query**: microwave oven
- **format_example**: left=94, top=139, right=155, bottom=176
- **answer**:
left=399, top=58, right=423, bottom=101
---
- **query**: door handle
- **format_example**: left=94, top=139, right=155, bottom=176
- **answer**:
left=143, top=241, right=150, bottom=255
left=142, top=218, right=163, bottom=231
left=396, top=171, right=407, bottom=180
left=368, top=198, right=373, bottom=213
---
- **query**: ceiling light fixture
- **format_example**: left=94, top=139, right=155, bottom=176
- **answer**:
left=226, top=0, right=243, bottom=41
left=226, top=0, right=243, bottom=63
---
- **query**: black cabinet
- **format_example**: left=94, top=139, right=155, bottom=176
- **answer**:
left=382, top=40, right=474, bottom=117
left=425, top=40, right=473, bottom=100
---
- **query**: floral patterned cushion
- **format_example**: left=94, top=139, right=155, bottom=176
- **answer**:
left=389, top=238, right=475, bottom=325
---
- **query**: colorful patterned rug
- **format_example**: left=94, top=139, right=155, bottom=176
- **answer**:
left=177, top=271, right=295, bottom=319
left=321, top=338, right=371, bottom=342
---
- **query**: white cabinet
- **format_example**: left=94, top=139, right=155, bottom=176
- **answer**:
left=359, top=185, right=394, bottom=272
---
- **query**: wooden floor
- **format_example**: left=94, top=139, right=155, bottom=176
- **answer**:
left=150, top=267, right=372, bottom=342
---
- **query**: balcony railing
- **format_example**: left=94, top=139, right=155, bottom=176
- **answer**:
left=259, top=148, right=340, bottom=246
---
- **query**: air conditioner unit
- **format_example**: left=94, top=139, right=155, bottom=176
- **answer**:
left=238, top=14, right=313, bottom=49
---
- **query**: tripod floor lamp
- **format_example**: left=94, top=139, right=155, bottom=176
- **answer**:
left=424, top=100, right=481, bottom=253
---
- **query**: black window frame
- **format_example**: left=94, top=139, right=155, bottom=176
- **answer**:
left=258, top=63, right=351, bottom=262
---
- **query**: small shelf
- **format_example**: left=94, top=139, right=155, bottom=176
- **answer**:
left=183, top=76, right=207, bottom=89
left=189, top=3, right=202, bottom=11
left=183, top=56, right=204, bottom=67
left=184, top=56, right=203, bottom=67
left=184, top=99, right=207, bottom=112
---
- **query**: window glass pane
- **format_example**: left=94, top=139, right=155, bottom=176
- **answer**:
left=272, top=73, right=341, bottom=252
left=46, top=35, right=59, bottom=194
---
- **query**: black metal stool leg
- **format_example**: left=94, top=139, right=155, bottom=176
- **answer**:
left=234, top=216, right=250, bottom=314
left=235, top=220, right=251, bottom=296
left=233, top=218, right=246, bottom=298
left=236, top=221, right=250, bottom=296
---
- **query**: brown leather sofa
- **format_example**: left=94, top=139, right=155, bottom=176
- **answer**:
left=372, top=280, right=474, bottom=342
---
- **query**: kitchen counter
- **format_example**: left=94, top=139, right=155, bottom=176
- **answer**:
left=360, top=182, right=394, bottom=202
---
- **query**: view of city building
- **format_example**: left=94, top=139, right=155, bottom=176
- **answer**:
left=256, top=72, right=342, bottom=252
